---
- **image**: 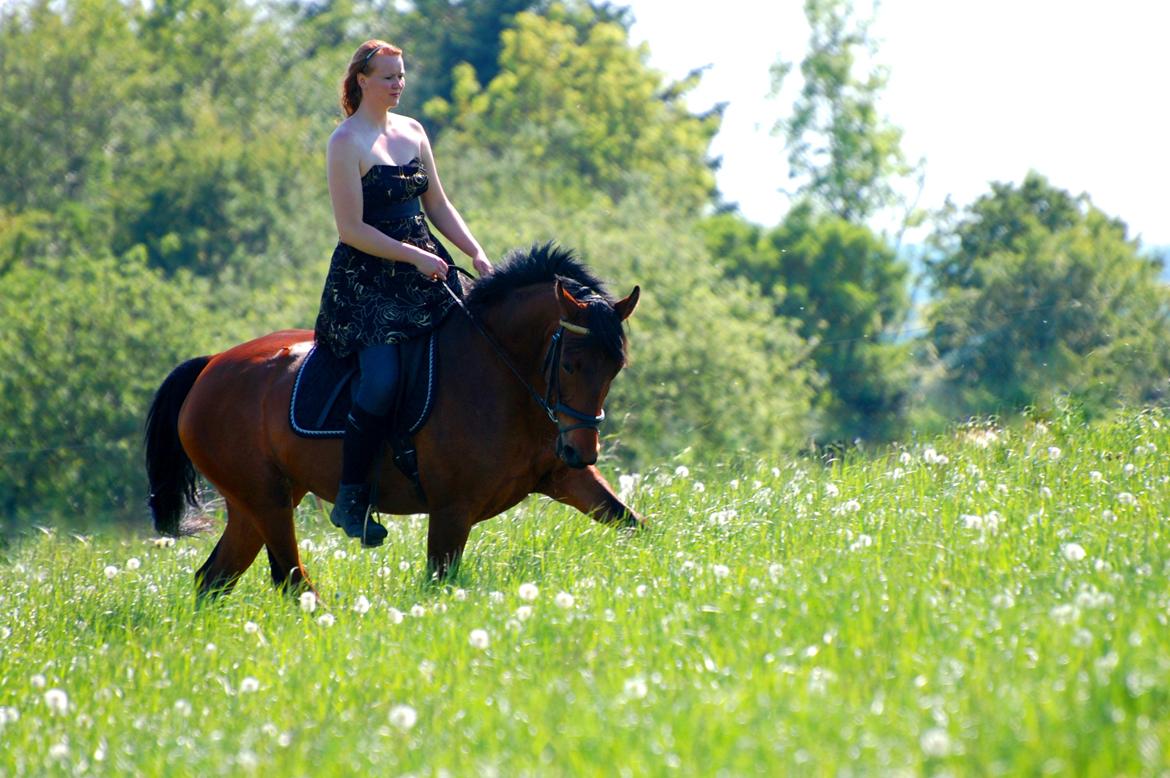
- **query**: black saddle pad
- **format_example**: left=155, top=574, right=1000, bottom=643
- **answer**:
left=290, top=335, right=438, bottom=439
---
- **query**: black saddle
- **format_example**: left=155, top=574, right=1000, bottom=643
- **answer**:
left=290, top=335, right=439, bottom=497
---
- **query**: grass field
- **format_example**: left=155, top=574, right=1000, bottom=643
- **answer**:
left=1, top=410, right=1168, bottom=776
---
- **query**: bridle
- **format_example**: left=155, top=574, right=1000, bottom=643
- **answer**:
left=442, top=269, right=607, bottom=440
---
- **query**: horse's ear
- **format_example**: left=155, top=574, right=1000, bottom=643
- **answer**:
left=614, top=286, right=640, bottom=322
left=555, top=279, right=587, bottom=316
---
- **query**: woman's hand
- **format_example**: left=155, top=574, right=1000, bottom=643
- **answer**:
left=413, top=250, right=448, bottom=281
left=472, top=252, right=493, bottom=277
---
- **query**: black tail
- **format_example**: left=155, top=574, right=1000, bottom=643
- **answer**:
left=145, top=356, right=212, bottom=536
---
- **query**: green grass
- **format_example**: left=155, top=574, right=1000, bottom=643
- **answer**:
left=2, top=411, right=1169, bottom=775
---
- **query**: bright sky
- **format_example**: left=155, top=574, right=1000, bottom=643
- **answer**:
left=623, top=0, right=1170, bottom=248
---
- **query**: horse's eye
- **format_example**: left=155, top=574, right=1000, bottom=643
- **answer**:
left=562, top=362, right=575, bottom=375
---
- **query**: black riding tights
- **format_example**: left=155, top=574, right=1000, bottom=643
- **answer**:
left=340, top=343, right=400, bottom=486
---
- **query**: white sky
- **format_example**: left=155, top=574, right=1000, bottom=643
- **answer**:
left=623, top=0, right=1170, bottom=248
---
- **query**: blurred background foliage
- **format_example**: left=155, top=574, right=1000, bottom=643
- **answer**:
left=1, top=0, right=1167, bottom=529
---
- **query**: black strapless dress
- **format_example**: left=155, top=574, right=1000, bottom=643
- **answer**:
left=314, top=157, right=462, bottom=358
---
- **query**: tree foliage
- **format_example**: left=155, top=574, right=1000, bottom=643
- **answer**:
left=925, top=173, right=1170, bottom=414
left=429, top=6, right=719, bottom=212
left=704, top=206, right=911, bottom=442
left=771, top=0, right=918, bottom=224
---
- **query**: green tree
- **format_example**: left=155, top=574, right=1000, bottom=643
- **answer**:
left=925, top=173, right=1170, bottom=414
left=0, top=248, right=220, bottom=525
left=0, top=0, right=151, bottom=227
left=704, top=206, right=912, bottom=441
left=428, top=6, right=719, bottom=213
left=771, top=0, right=919, bottom=224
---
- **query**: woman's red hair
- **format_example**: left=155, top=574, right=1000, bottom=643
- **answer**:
left=340, top=39, right=403, bottom=117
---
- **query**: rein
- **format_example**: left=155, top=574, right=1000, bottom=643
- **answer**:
left=441, top=267, right=606, bottom=435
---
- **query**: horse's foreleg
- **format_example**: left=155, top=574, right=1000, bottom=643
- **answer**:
left=195, top=505, right=265, bottom=603
left=258, top=501, right=314, bottom=598
left=537, top=465, right=646, bottom=529
left=425, top=509, right=473, bottom=582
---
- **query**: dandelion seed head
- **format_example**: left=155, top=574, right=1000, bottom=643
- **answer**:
left=515, top=605, right=533, bottom=621
left=316, top=613, right=335, bottom=627
left=43, top=688, right=69, bottom=715
left=126, top=558, right=141, bottom=571
left=712, top=564, right=730, bottom=579
left=469, top=628, right=490, bottom=649
left=674, top=465, right=690, bottom=479
left=453, top=588, right=467, bottom=601
left=554, top=591, right=576, bottom=609
left=1047, top=446, right=1062, bottom=460
left=30, top=673, right=46, bottom=689
left=518, top=583, right=539, bottom=602
left=387, top=608, right=404, bottom=624
left=410, top=604, right=426, bottom=618
left=244, top=621, right=259, bottom=634
left=388, top=704, right=418, bottom=730
left=1063, top=543, right=1087, bottom=562
left=353, top=595, right=371, bottom=615
left=299, top=592, right=318, bottom=613
left=624, top=677, right=649, bottom=699
left=104, top=565, right=118, bottom=579
left=920, top=727, right=952, bottom=757
left=1090, top=470, right=1103, bottom=483
left=239, top=677, right=260, bottom=694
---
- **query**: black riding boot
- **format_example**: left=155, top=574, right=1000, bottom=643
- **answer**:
left=331, top=405, right=389, bottom=547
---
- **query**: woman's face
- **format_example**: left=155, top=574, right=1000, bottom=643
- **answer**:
left=361, top=54, right=406, bottom=108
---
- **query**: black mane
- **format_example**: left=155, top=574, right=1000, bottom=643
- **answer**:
left=466, top=242, right=627, bottom=363
left=467, top=242, right=613, bottom=308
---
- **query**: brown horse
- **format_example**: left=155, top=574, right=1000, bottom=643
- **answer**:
left=145, top=244, right=642, bottom=599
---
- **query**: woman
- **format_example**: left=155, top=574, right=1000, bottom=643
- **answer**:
left=315, top=39, right=493, bottom=545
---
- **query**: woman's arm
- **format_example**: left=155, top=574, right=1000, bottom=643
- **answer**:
left=416, top=124, right=493, bottom=276
left=327, top=131, right=449, bottom=280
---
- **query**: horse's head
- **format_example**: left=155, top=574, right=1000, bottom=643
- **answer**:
left=549, top=279, right=640, bottom=468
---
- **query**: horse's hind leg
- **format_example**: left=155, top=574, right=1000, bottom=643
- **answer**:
left=195, top=502, right=265, bottom=602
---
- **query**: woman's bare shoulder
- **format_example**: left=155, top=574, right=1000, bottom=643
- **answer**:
left=392, top=114, right=427, bottom=139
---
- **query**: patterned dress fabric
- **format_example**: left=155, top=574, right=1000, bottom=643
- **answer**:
left=314, top=157, right=462, bottom=358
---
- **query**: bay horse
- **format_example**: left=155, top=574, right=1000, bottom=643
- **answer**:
left=145, top=244, right=642, bottom=600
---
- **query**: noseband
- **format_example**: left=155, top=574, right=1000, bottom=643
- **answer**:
left=541, top=321, right=607, bottom=435
left=443, top=271, right=606, bottom=441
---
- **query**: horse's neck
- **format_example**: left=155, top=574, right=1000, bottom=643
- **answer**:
left=477, top=286, right=558, bottom=370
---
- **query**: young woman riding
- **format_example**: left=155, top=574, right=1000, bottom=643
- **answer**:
left=314, top=39, right=493, bottom=545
